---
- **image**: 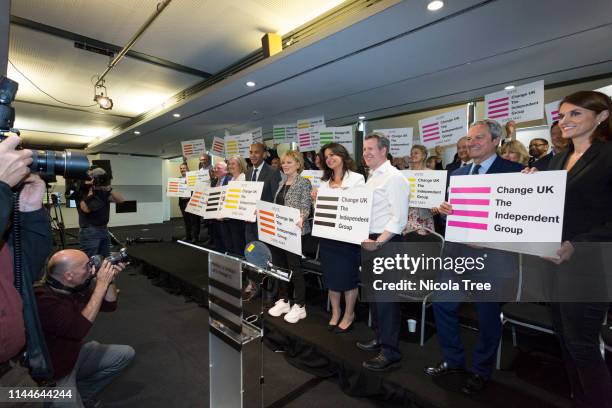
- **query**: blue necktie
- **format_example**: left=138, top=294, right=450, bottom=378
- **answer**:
left=471, top=164, right=481, bottom=175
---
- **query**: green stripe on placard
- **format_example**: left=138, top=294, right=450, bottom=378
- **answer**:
left=319, top=131, right=333, bottom=144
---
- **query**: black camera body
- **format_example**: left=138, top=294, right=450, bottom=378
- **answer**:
left=91, top=248, right=129, bottom=273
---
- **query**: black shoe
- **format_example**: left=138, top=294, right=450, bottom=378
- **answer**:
left=334, top=321, right=354, bottom=334
left=356, top=339, right=381, bottom=352
left=424, top=361, right=465, bottom=377
left=461, top=373, right=488, bottom=395
left=327, top=322, right=338, bottom=331
left=362, top=352, right=401, bottom=372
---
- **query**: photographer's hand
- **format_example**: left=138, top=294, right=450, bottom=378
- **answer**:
left=0, top=135, right=33, bottom=187
left=81, top=260, right=116, bottom=322
left=19, top=174, right=46, bottom=212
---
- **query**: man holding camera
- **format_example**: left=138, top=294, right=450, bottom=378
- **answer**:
left=35, top=249, right=135, bottom=407
left=77, top=167, right=124, bottom=258
left=0, top=135, right=54, bottom=388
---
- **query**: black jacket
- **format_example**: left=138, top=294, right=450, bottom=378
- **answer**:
left=0, top=181, right=54, bottom=380
left=245, top=162, right=281, bottom=203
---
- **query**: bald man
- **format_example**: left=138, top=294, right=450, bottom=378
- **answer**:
left=35, top=249, right=134, bottom=407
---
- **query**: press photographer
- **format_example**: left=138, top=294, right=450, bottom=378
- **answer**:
left=35, top=249, right=135, bottom=407
left=76, top=166, right=125, bottom=258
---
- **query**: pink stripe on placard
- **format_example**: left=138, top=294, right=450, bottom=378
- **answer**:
left=423, top=127, right=440, bottom=133
left=488, top=102, right=509, bottom=109
left=450, top=198, right=490, bottom=205
left=448, top=220, right=488, bottom=230
left=422, top=122, right=439, bottom=129
left=452, top=210, right=489, bottom=218
left=424, top=136, right=440, bottom=142
left=489, top=113, right=508, bottom=119
left=489, top=96, right=509, bottom=104
left=450, top=187, right=491, bottom=193
left=489, top=107, right=509, bottom=115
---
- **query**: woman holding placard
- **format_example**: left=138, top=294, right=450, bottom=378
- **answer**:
left=267, top=151, right=312, bottom=324
left=546, top=90, right=612, bottom=408
left=405, top=145, right=435, bottom=235
left=314, top=143, right=365, bottom=333
left=221, top=155, right=247, bottom=255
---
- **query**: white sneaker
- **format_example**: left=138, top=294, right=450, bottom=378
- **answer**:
left=284, top=304, right=307, bottom=323
left=268, top=299, right=290, bottom=317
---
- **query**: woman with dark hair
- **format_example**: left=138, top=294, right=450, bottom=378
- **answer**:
left=313, top=143, right=365, bottom=333
left=545, top=90, right=612, bottom=407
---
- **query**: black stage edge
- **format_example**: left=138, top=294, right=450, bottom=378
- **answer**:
left=125, top=237, right=572, bottom=408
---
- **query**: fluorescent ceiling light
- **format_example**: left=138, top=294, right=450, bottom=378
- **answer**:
left=134, top=130, right=141, bottom=135
left=173, top=113, right=181, bottom=118
left=246, top=81, right=256, bottom=87
left=427, top=1, right=444, bottom=11
left=504, top=85, right=515, bottom=90
left=358, top=115, right=366, bottom=120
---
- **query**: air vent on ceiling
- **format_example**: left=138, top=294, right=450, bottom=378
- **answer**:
left=74, top=42, right=114, bottom=58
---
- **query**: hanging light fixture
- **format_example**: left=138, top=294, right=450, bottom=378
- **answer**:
left=93, top=80, right=113, bottom=110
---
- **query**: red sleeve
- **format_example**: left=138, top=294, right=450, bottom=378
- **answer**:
left=37, top=291, right=92, bottom=341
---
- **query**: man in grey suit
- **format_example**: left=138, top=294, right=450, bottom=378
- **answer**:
left=243, top=142, right=282, bottom=300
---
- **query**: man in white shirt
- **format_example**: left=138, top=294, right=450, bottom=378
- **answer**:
left=357, top=133, right=409, bottom=371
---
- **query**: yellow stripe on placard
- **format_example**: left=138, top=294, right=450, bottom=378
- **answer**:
left=408, top=178, right=416, bottom=182
left=225, top=200, right=238, bottom=204
left=227, top=194, right=240, bottom=198
left=225, top=205, right=237, bottom=209
left=228, top=189, right=241, bottom=193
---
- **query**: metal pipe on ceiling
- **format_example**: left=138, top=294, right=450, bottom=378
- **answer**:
left=95, top=0, right=172, bottom=87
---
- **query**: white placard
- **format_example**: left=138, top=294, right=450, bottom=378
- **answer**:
left=297, top=116, right=325, bottom=152
left=166, top=177, right=190, bottom=198
left=445, top=171, right=567, bottom=257
left=185, top=170, right=211, bottom=191
left=400, top=170, right=447, bottom=209
left=329, top=126, right=355, bottom=156
left=544, top=99, right=561, bottom=125
left=418, top=107, right=468, bottom=149
left=181, top=139, right=206, bottom=158
left=249, top=127, right=263, bottom=143
left=375, top=128, right=413, bottom=158
left=256, top=201, right=302, bottom=255
left=312, top=186, right=373, bottom=244
left=221, top=181, right=264, bottom=222
left=273, top=124, right=297, bottom=144
left=225, top=133, right=252, bottom=157
left=185, top=183, right=207, bottom=216
left=484, top=80, right=544, bottom=124
left=201, top=186, right=225, bottom=219
left=301, top=170, right=323, bottom=188
left=211, top=136, right=225, bottom=156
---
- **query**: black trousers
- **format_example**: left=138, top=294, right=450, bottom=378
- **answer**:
left=270, top=237, right=306, bottom=306
left=180, top=208, right=200, bottom=241
left=550, top=302, right=612, bottom=408
left=219, top=219, right=246, bottom=256
left=368, top=233, right=404, bottom=361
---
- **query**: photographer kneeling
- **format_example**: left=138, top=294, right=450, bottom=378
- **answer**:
left=35, top=249, right=135, bottom=407
left=77, top=167, right=124, bottom=258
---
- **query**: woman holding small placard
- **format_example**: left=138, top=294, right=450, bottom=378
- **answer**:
left=267, top=151, right=312, bottom=324
left=221, top=156, right=247, bottom=255
left=313, top=143, right=365, bottom=333
left=545, top=90, right=612, bottom=408
left=404, top=145, right=435, bottom=236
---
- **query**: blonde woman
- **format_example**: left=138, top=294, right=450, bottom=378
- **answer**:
left=405, top=145, right=434, bottom=235
left=220, top=155, right=247, bottom=255
left=499, top=140, right=529, bottom=166
left=268, top=151, right=312, bottom=323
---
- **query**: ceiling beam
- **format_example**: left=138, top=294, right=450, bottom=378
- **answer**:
left=10, top=15, right=212, bottom=79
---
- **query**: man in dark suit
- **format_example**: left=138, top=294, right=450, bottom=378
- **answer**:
left=243, top=143, right=281, bottom=300
left=533, top=121, right=568, bottom=171
left=528, top=138, right=550, bottom=168
left=426, top=119, right=523, bottom=395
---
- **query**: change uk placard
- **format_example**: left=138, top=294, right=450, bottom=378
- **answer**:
left=166, top=178, right=190, bottom=198
left=312, top=186, right=373, bottom=245
left=400, top=170, right=447, bottom=209
left=444, top=171, right=567, bottom=257
left=221, top=181, right=264, bottom=222
left=418, top=107, right=468, bottom=149
left=256, top=201, right=302, bottom=255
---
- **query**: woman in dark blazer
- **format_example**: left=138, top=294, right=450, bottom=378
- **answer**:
left=267, top=150, right=312, bottom=324
left=545, top=90, right=612, bottom=408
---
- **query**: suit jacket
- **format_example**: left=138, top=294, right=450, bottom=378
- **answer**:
left=548, top=140, right=612, bottom=242
left=246, top=162, right=281, bottom=203
left=532, top=152, right=553, bottom=171
left=450, top=154, right=524, bottom=177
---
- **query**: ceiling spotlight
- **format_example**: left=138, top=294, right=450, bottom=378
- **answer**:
left=427, top=1, right=444, bottom=11
left=134, top=130, right=141, bottom=135
left=504, top=85, right=515, bottom=90
left=93, top=81, right=113, bottom=110
left=173, top=113, right=181, bottom=118
left=246, top=81, right=256, bottom=87
left=358, top=115, right=366, bottom=120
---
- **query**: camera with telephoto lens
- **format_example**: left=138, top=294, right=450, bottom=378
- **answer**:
left=90, top=248, right=129, bottom=274
left=0, top=75, right=91, bottom=181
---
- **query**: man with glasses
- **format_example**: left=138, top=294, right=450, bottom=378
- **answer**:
left=35, top=249, right=134, bottom=407
left=528, top=138, right=550, bottom=168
